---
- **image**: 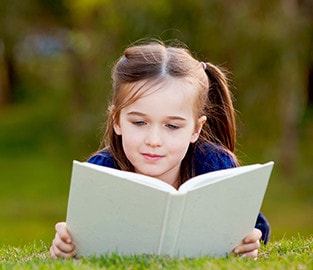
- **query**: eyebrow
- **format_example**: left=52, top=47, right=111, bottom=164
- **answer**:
left=126, top=111, right=187, bottom=121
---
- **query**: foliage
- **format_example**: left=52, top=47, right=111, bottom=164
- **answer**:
left=0, top=0, right=312, bottom=247
left=1, top=0, right=311, bottom=164
left=0, top=236, right=312, bottom=269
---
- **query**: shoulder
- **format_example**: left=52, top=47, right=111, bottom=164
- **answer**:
left=87, top=148, right=117, bottom=169
left=194, top=142, right=238, bottom=175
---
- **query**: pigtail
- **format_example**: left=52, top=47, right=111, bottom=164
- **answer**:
left=202, top=62, right=236, bottom=153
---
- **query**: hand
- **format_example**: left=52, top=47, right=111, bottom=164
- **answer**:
left=233, top=228, right=262, bottom=259
left=50, top=222, right=76, bottom=259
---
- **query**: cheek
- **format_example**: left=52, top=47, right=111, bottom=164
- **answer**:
left=120, top=131, right=142, bottom=151
left=166, top=134, right=192, bottom=155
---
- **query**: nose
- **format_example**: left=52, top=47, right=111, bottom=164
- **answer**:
left=144, top=126, right=162, bottom=147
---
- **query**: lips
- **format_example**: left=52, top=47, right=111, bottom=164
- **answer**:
left=142, top=153, right=164, bottom=162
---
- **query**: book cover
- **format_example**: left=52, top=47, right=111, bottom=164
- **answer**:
left=66, top=161, right=274, bottom=257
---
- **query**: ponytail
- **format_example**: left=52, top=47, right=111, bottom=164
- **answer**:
left=201, top=62, right=236, bottom=153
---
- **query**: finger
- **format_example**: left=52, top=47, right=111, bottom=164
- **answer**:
left=50, top=247, right=76, bottom=259
left=234, top=240, right=260, bottom=255
left=53, top=232, right=76, bottom=253
left=50, top=245, right=57, bottom=259
left=244, top=229, right=262, bottom=244
left=50, top=241, right=76, bottom=259
left=240, top=249, right=259, bottom=260
left=55, top=222, right=72, bottom=244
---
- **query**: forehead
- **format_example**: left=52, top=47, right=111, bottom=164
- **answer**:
left=122, top=78, right=197, bottom=117
left=125, top=77, right=197, bottom=101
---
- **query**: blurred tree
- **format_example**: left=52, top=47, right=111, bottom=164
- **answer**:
left=0, top=0, right=68, bottom=105
left=298, top=0, right=313, bottom=107
left=0, top=39, right=11, bottom=105
left=0, top=1, right=22, bottom=105
left=0, top=0, right=312, bottom=176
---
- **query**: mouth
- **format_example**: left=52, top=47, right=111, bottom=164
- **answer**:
left=142, top=153, right=164, bottom=162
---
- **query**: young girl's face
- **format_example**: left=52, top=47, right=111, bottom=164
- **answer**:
left=113, top=78, right=206, bottom=188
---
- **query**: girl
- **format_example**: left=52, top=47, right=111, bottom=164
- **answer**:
left=50, top=41, right=270, bottom=259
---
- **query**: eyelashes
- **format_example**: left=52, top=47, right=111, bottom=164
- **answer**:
left=132, top=121, right=180, bottom=130
left=132, top=121, right=146, bottom=126
left=165, top=124, right=179, bottom=130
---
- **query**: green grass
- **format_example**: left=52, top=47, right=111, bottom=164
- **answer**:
left=0, top=236, right=312, bottom=269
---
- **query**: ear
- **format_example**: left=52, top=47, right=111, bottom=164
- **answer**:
left=113, top=121, right=122, bottom=135
left=110, top=105, right=122, bottom=135
left=190, top=115, right=207, bottom=143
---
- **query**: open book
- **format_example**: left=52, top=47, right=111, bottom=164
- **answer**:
left=66, top=161, right=274, bottom=258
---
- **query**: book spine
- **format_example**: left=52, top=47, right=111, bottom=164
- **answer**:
left=157, top=193, right=186, bottom=256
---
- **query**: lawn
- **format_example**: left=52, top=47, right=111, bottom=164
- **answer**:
left=0, top=236, right=312, bottom=269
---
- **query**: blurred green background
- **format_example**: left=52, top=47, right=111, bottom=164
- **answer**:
left=1, top=0, right=312, bottom=246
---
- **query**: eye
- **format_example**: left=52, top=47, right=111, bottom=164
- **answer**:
left=132, top=121, right=146, bottom=126
left=166, top=123, right=179, bottom=130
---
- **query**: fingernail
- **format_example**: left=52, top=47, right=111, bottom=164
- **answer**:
left=66, top=239, right=72, bottom=244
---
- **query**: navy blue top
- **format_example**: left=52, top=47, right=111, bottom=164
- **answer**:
left=88, top=143, right=270, bottom=244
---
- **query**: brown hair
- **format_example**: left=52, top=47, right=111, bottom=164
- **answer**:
left=97, top=41, right=237, bottom=184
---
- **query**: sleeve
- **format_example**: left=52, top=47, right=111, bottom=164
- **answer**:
left=87, top=149, right=117, bottom=169
left=194, top=144, right=237, bottom=175
left=255, top=212, right=271, bottom=244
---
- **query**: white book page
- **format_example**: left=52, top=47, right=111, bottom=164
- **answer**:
left=172, top=162, right=274, bottom=257
left=178, top=162, right=273, bottom=192
left=79, top=161, right=177, bottom=193
left=67, top=161, right=173, bottom=257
